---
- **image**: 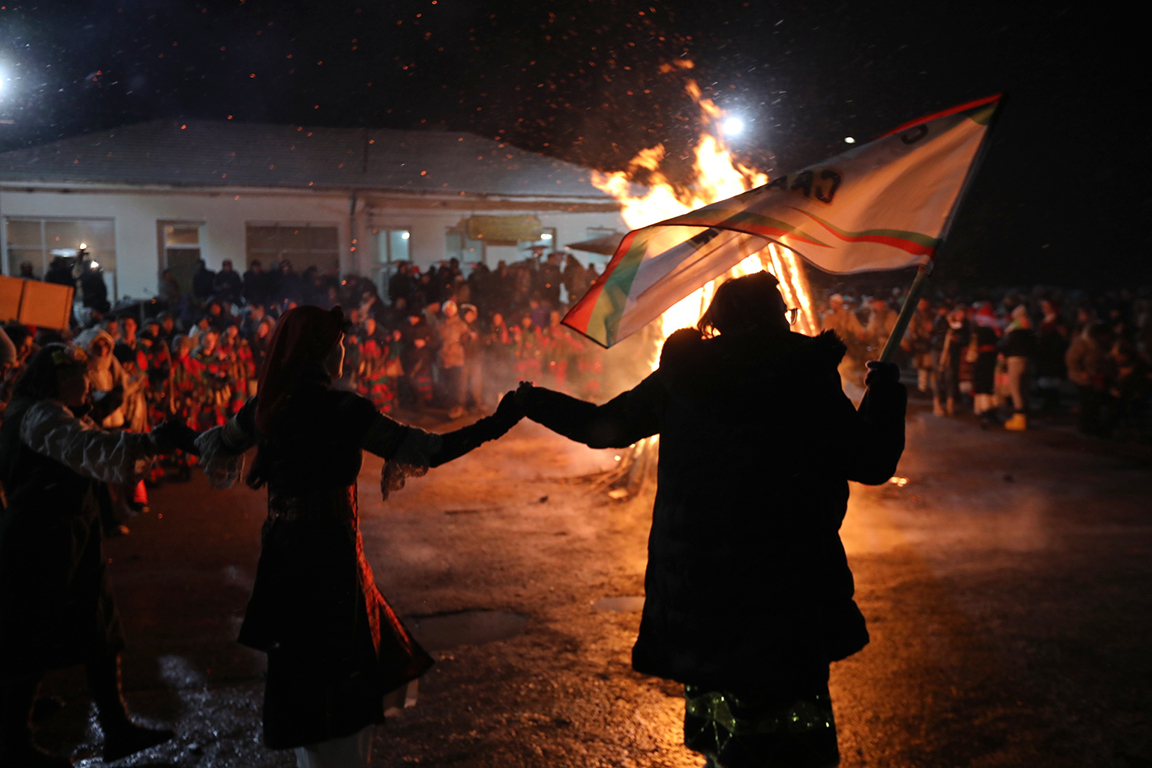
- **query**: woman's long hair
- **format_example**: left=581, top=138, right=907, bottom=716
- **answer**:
left=697, top=270, right=789, bottom=338
left=246, top=306, right=344, bottom=489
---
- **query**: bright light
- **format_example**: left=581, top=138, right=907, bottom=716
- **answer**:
left=400, top=231, right=410, bottom=240
left=541, top=233, right=553, bottom=240
left=844, top=137, right=856, bottom=144
left=90, top=261, right=100, bottom=270
left=79, top=242, right=87, bottom=249
left=721, top=117, right=744, bottom=137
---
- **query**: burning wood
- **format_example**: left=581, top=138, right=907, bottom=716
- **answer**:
left=587, top=69, right=819, bottom=495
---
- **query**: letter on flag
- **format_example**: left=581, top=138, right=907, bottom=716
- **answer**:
left=564, top=95, right=1002, bottom=347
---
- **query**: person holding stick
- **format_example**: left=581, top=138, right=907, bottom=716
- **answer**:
left=516, top=271, right=907, bottom=768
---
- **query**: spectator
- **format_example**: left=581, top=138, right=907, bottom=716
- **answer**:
left=1000, top=305, right=1038, bottom=431
left=192, top=259, right=216, bottom=302
left=1035, top=299, right=1071, bottom=413
left=158, top=268, right=182, bottom=302
left=1066, top=323, right=1110, bottom=436
left=243, top=259, right=270, bottom=307
left=935, top=305, right=970, bottom=417
left=436, top=300, right=471, bottom=419
left=971, top=304, right=1001, bottom=423
left=460, top=304, right=483, bottom=411
left=44, top=256, right=73, bottom=286
left=212, top=259, right=244, bottom=306
left=822, top=294, right=866, bottom=382
left=903, top=297, right=935, bottom=394
left=388, top=262, right=413, bottom=306
left=864, top=297, right=897, bottom=358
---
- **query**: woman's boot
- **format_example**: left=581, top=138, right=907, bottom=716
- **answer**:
left=0, top=674, right=72, bottom=767
left=86, top=654, right=174, bottom=762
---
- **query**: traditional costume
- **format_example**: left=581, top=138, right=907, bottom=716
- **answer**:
left=197, top=306, right=521, bottom=767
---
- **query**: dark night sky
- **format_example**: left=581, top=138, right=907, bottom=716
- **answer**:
left=0, top=1, right=1146, bottom=287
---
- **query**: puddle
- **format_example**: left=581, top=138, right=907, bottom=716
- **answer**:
left=591, top=596, right=645, bottom=612
left=406, top=610, right=528, bottom=650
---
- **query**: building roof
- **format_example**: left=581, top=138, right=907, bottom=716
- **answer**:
left=0, top=119, right=618, bottom=200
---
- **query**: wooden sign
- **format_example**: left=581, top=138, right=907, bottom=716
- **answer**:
left=0, top=275, right=75, bottom=330
left=0, top=275, right=22, bottom=322
left=19, top=280, right=75, bottom=331
left=466, top=215, right=543, bottom=245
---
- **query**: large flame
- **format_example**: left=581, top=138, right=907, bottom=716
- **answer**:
left=592, top=74, right=819, bottom=358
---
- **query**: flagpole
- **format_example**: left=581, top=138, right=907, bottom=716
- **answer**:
left=878, top=261, right=932, bottom=362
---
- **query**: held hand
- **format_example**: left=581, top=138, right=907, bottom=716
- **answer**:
left=514, top=380, right=535, bottom=405
left=494, top=390, right=525, bottom=424
left=149, top=419, right=201, bottom=455
left=865, top=360, right=901, bottom=387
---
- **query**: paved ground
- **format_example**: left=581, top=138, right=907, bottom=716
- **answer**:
left=33, top=405, right=1152, bottom=767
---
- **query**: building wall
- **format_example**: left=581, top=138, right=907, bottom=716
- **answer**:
left=0, top=186, right=625, bottom=300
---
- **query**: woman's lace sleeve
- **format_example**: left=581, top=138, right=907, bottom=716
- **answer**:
left=366, top=419, right=443, bottom=502
left=195, top=397, right=257, bottom=489
left=20, top=400, right=155, bottom=484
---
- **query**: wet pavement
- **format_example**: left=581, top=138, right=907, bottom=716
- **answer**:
left=31, top=409, right=1152, bottom=767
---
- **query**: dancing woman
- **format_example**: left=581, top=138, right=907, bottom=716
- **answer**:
left=198, top=306, right=522, bottom=768
left=0, top=344, right=197, bottom=767
left=516, top=272, right=907, bottom=768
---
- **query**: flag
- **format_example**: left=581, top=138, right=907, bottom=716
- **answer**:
left=564, top=94, right=1002, bottom=347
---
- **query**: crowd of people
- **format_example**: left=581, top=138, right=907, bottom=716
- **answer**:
left=0, top=252, right=621, bottom=533
left=818, top=285, right=1152, bottom=440
left=4, top=256, right=1151, bottom=532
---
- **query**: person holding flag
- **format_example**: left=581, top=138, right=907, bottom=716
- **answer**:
left=539, top=96, right=1001, bottom=767
left=516, top=271, right=906, bottom=768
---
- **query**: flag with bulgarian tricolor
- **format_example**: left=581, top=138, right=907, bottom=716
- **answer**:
left=564, top=94, right=1002, bottom=347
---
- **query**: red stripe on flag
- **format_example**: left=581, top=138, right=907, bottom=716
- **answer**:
left=877, top=94, right=1001, bottom=139
left=562, top=229, right=640, bottom=332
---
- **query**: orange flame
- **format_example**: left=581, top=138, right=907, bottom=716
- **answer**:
left=592, top=74, right=818, bottom=361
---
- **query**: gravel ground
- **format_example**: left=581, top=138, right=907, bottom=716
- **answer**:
left=30, top=409, right=1152, bottom=767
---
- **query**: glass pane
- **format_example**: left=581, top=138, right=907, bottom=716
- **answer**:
left=44, top=220, right=82, bottom=249
left=444, top=230, right=463, bottom=262
left=79, top=219, right=115, bottom=250
left=279, top=227, right=307, bottom=254
left=389, top=230, right=410, bottom=262
left=246, top=226, right=280, bottom=252
left=8, top=248, right=44, bottom=277
left=7, top=220, right=42, bottom=247
left=165, top=226, right=200, bottom=246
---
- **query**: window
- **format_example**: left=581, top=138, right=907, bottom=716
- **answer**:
left=246, top=223, right=339, bottom=275
left=5, top=217, right=117, bottom=297
left=158, top=222, right=203, bottom=298
left=445, top=229, right=484, bottom=263
left=372, top=227, right=410, bottom=297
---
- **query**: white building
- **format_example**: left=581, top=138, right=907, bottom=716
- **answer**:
left=0, top=120, right=626, bottom=301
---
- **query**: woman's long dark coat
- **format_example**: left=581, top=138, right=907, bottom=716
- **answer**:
left=235, top=387, right=433, bottom=750
left=522, top=328, right=906, bottom=693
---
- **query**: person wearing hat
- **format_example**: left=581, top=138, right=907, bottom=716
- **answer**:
left=0, top=344, right=198, bottom=766
left=435, top=300, right=470, bottom=419
left=515, top=271, right=907, bottom=768
left=193, top=306, right=524, bottom=767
